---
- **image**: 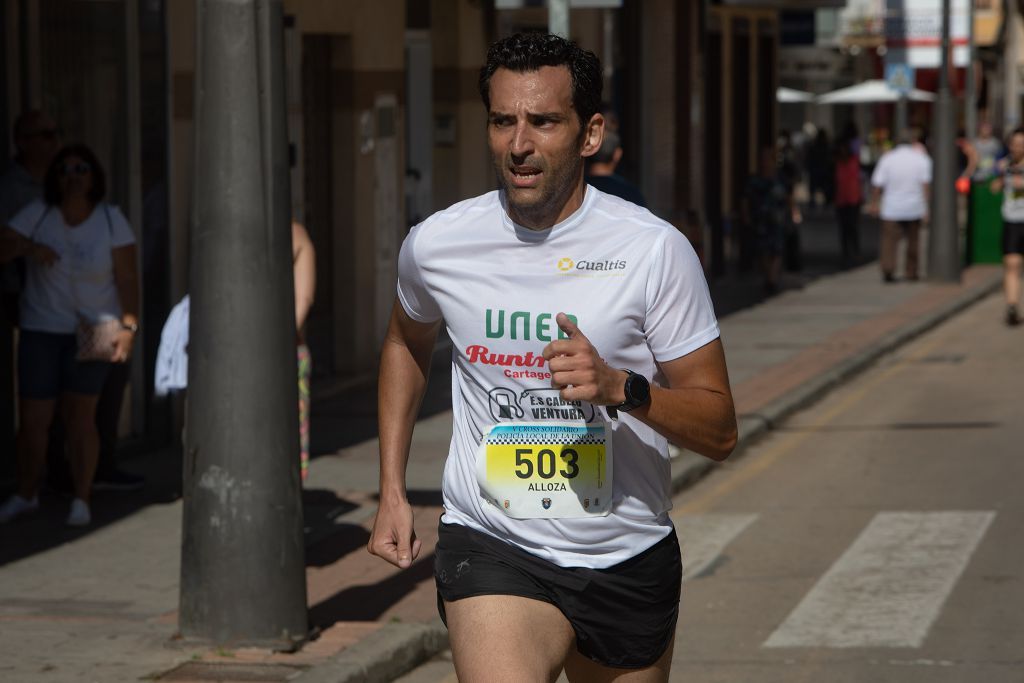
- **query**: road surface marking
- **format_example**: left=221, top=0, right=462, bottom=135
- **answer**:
left=677, top=334, right=948, bottom=515
left=763, top=511, right=995, bottom=648
left=673, top=513, right=759, bottom=580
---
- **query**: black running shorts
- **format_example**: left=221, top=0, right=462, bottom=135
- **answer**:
left=434, top=521, right=682, bottom=669
left=1004, top=220, right=1024, bottom=256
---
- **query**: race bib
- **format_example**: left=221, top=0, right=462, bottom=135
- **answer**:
left=476, top=421, right=613, bottom=519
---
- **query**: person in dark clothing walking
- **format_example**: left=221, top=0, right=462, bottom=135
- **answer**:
left=807, top=129, right=834, bottom=208
left=744, top=147, right=801, bottom=294
left=584, top=130, right=646, bottom=207
left=834, top=135, right=863, bottom=267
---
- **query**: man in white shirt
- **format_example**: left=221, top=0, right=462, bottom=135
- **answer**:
left=367, top=33, right=737, bottom=682
left=870, top=129, right=933, bottom=282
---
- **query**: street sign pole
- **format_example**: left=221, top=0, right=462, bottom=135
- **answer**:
left=965, top=0, right=977, bottom=137
left=885, top=63, right=914, bottom=142
left=929, top=0, right=961, bottom=282
left=180, top=0, right=308, bottom=648
left=549, top=0, right=569, bottom=38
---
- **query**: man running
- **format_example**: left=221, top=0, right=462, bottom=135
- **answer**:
left=368, top=33, right=737, bottom=682
left=990, top=127, right=1024, bottom=326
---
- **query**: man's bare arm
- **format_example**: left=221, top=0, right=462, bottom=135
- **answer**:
left=630, top=339, right=737, bottom=461
left=291, top=221, right=316, bottom=332
left=869, top=186, right=882, bottom=216
left=544, top=314, right=737, bottom=462
left=368, top=299, right=441, bottom=568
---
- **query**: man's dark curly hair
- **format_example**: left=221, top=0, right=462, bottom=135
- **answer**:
left=478, top=33, right=602, bottom=128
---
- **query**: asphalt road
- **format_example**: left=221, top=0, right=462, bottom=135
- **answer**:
left=398, top=288, right=1024, bottom=683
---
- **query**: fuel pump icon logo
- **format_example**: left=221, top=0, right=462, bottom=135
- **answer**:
left=488, top=387, right=524, bottom=421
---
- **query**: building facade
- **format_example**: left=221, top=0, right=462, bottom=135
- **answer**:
left=3, top=0, right=843, bottom=459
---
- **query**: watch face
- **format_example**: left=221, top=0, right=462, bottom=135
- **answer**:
left=622, top=374, right=647, bottom=405
left=624, top=372, right=650, bottom=407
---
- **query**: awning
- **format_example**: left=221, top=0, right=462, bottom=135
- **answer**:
left=816, top=79, right=936, bottom=104
left=777, top=87, right=816, bottom=103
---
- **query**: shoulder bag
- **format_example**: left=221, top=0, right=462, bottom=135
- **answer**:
left=74, top=204, right=124, bottom=362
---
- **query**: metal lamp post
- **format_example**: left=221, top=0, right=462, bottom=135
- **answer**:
left=928, top=0, right=962, bottom=282
left=180, top=0, right=308, bottom=648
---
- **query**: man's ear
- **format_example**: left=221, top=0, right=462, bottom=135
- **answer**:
left=580, top=113, right=605, bottom=158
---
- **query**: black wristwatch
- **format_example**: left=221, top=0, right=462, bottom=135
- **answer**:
left=611, top=369, right=650, bottom=413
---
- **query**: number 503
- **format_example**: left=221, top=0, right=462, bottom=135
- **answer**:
left=514, top=447, right=580, bottom=479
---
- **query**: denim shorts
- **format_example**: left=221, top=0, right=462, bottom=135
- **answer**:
left=18, top=329, right=110, bottom=399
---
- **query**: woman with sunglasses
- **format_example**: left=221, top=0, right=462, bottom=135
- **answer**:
left=0, top=143, right=139, bottom=526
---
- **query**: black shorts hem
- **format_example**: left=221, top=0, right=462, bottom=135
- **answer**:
left=433, top=521, right=681, bottom=670
left=575, top=630, right=675, bottom=670
left=1003, top=220, right=1024, bottom=255
left=436, top=589, right=559, bottom=628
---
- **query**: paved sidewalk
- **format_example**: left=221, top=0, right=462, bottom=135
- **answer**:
left=0, top=260, right=1002, bottom=683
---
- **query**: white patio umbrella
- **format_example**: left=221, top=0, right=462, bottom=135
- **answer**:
left=816, top=79, right=936, bottom=104
left=777, top=86, right=815, bottom=103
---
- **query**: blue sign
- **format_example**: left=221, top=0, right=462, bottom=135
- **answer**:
left=885, top=63, right=915, bottom=95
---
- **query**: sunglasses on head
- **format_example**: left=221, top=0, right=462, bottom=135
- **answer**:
left=59, top=161, right=91, bottom=177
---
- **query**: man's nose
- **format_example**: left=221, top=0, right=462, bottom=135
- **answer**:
left=510, top=121, right=534, bottom=159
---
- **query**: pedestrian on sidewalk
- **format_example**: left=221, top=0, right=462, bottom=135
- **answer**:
left=150, top=221, right=316, bottom=477
left=368, top=32, right=737, bottom=682
left=744, top=146, right=799, bottom=294
left=970, top=120, right=1003, bottom=183
left=807, top=128, right=834, bottom=208
left=291, top=220, right=316, bottom=480
left=869, top=128, right=932, bottom=282
left=1, top=111, right=60, bottom=326
left=0, top=144, right=139, bottom=527
left=988, top=127, right=1024, bottom=326
left=834, top=133, right=863, bottom=267
left=584, top=129, right=646, bottom=208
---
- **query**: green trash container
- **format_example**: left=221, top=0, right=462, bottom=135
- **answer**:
left=969, top=181, right=1004, bottom=264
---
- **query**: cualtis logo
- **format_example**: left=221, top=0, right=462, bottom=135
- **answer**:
left=556, top=257, right=627, bottom=273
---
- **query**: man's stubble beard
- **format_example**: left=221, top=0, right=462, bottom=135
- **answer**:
left=494, top=133, right=586, bottom=229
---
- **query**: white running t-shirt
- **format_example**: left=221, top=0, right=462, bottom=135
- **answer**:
left=870, top=145, right=933, bottom=221
left=397, top=187, right=720, bottom=568
left=999, top=159, right=1024, bottom=223
left=8, top=200, right=135, bottom=334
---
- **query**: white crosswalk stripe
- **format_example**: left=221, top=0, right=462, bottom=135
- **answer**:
left=763, top=511, right=996, bottom=649
left=673, top=512, right=759, bottom=580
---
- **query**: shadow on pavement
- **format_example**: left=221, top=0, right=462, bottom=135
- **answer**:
left=307, top=552, right=436, bottom=625
left=304, top=521, right=370, bottom=568
left=0, top=463, right=366, bottom=570
left=0, top=208, right=879, bottom=569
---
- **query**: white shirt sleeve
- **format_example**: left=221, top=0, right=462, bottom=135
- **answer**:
left=105, top=205, right=136, bottom=247
left=396, top=222, right=443, bottom=323
left=643, top=229, right=720, bottom=362
left=921, top=156, right=933, bottom=184
left=7, top=199, right=49, bottom=237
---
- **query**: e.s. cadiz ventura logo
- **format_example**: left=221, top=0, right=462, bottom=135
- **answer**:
left=555, top=256, right=627, bottom=276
